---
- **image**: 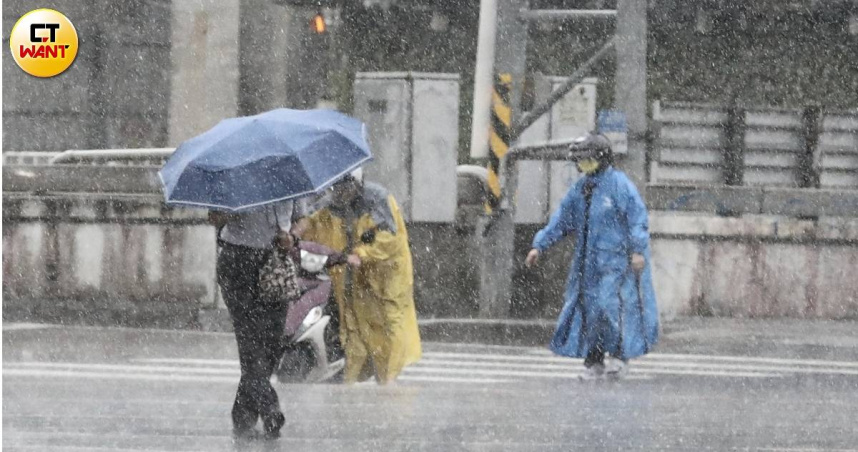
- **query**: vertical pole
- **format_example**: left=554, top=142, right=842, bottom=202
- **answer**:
left=723, top=102, right=746, bottom=186
left=168, top=0, right=240, bottom=145
left=476, top=0, right=529, bottom=318
left=485, top=74, right=513, bottom=213
left=332, top=2, right=360, bottom=113
left=470, top=0, right=499, bottom=159
left=614, top=0, right=648, bottom=194
left=799, top=105, right=822, bottom=188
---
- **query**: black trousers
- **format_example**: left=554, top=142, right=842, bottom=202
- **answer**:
left=217, top=242, right=287, bottom=430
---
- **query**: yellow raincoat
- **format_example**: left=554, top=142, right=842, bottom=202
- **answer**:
left=299, top=182, right=422, bottom=384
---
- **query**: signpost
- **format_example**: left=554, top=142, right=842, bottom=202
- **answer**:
left=597, top=110, right=629, bottom=155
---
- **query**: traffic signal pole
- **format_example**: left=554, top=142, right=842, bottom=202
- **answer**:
left=614, top=0, right=649, bottom=193
left=470, top=0, right=529, bottom=318
left=469, top=0, right=498, bottom=160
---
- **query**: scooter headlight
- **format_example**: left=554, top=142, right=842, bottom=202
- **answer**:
left=300, top=250, right=328, bottom=273
left=301, top=307, right=324, bottom=329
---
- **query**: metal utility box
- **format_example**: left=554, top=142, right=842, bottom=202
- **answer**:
left=353, top=72, right=460, bottom=223
left=514, top=77, right=598, bottom=224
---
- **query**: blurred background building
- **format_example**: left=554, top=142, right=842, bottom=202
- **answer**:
left=3, top=0, right=857, bottom=156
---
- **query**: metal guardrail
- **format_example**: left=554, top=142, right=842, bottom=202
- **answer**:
left=2, top=148, right=173, bottom=200
left=519, top=9, right=617, bottom=21
left=3, top=165, right=162, bottom=196
left=2, top=151, right=62, bottom=165
left=651, top=101, right=858, bottom=189
left=49, top=148, right=175, bottom=166
left=647, top=184, right=858, bottom=217
left=493, top=140, right=858, bottom=218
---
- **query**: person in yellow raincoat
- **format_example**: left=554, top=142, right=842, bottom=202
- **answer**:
left=294, top=169, right=422, bottom=384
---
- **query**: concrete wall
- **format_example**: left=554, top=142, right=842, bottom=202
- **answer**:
left=648, top=215, right=858, bottom=320
left=2, top=198, right=215, bottom=328
left=4, top=196, right=858, bottom=326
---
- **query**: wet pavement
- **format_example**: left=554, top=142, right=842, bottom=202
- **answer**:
left=4, top=319, right=858, bottom=451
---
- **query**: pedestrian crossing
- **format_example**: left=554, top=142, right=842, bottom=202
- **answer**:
left=4, top=347, right=858, bottom=386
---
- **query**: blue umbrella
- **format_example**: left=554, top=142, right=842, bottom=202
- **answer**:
left=159, top=108, right=372, bottom=212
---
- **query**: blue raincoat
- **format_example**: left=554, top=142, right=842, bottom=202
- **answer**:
left=533, top=167, right=659, bottom=360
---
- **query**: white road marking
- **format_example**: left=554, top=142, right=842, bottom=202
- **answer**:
left=641, top=353, right=858, bottom=368
left=397, top=375, right=511, bottom=384
left=133, top=358, right=238, bottom=366
left=2, top=368, right=237, bottom=384
left=748, top=448, right=858, bottom=452
left=427, top=351, right=858, bottom=369
left=7, top=348, right=858, bottom=386
left=3, top=446, right=193, bottom=452
left=418, top=357, right=858, bottom=376
left=3, top=361, right=508, bottom=386
left=2, top=323, right=58, bottom=331
left=6, top=361, right=240, bottom=375
left=402, top=366, right=654, bottom=380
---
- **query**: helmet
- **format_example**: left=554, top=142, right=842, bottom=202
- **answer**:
left=569, top=133, right=613, bottom=166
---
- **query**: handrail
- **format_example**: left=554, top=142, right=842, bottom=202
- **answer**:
left=49, top=148, right=175, bottom=164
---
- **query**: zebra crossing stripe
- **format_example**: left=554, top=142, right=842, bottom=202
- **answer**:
left=134, top=358, right=237, bottom=366
left=397, top=375, right=511, bottom=384
left=417, top=357, right=858, bottom=376
left=426, top=351, right=858, bottom=369
left=402, top=366, right=653, bottom=380
left=640, top=353, right=858, bottom=368
left=6, top=349, right=858, bottom=384
left=421, top=358, right=858, bottom=375
left=6, top=361, right=240, bottom=375
left=2, top=368, right=237, bottom=384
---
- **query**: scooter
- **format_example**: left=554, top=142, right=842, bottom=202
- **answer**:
left=274, top=240, right=345, bottom=383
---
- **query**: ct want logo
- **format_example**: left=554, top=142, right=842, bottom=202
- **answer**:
left=9, top=9, right=78, bottom=78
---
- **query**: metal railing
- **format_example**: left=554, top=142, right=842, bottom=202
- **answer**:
left=651, top=101, right=858, bottom=189
left=2, top=148, right=174, bottom=199
left=49, top=148, right=175, bottom=166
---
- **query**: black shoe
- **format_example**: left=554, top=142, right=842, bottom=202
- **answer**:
left=262, top=412, right=285, bottom=440
left=232, top=426, right=262, bottom=441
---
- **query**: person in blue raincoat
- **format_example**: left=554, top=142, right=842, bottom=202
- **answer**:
left=525, top=133, right=659, bottom=379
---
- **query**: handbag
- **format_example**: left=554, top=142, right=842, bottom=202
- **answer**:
left=257, top=208, right=302, bottom=304
left=258, top=245, right=302, bottom=304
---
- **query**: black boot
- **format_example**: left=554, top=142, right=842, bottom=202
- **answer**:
left=262, top=412, right=285, bottom=440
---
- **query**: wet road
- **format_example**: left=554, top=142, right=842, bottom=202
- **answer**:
left=4, top=321, right=858, bottom=451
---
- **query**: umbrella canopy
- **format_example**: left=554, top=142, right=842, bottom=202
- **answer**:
left=159, top=108, right=372, bottom=212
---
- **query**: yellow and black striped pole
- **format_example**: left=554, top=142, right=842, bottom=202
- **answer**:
left=485, top=73, right=512, bottom=214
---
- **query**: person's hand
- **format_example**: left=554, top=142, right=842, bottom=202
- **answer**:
left=631, top=253, right=646, bottom=273
left=275, top=230, right=294, bottom=250
left=525, top=249, right=540, bottom=268
left=347, top=254, right=362, bottom=268
left=291, top=218, right=310, bottom=238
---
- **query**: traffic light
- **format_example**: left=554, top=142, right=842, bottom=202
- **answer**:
left=310, top=12, right=326, bottom=34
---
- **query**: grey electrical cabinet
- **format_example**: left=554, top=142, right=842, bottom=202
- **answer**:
left=353, top=72, right=460, bottom=223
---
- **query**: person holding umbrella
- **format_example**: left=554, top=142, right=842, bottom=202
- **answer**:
left=294, top=168, right=422, bottom=385
left=209, top=203, right=296, bottom=439
left=524, top=133, right=659, bottom=380
left=159, top=109, right=373, bottom=439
